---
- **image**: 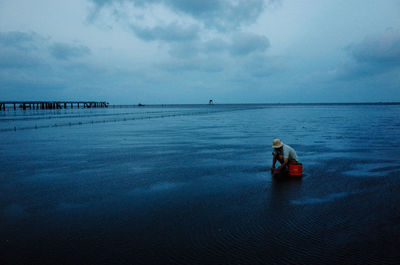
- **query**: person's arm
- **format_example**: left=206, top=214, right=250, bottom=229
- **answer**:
left=271, top=153, right=277, bottom=172
left=277, top=158, right=288, bottom=171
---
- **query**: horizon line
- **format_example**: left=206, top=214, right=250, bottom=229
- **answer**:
left=2, top=101, right=400, bottom=105
left=110, top=102, right=400, bottom=106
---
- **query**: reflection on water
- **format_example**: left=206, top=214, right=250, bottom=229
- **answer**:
left=291, top=191, right=352, bottom=205
left=1, top=104, right=400, bottom=264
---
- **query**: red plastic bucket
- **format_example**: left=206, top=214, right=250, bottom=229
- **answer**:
left=288, top=162, right=303, bottom=176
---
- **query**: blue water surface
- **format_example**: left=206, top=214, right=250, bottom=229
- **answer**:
left=1, top=104, right=400, bottom=264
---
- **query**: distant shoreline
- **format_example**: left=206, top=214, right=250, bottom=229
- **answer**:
left=1, top=102, right=399, bottom=111
left=109, top=102, right=400, bottom=107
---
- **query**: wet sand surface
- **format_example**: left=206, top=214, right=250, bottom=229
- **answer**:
left=1, top=104, right=400, bottom=264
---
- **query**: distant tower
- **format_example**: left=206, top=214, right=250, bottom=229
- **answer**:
left=209, top=99, right=214, bottom=104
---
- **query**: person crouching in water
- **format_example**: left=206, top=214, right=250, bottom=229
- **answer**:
left=271, top=139, right=298, bottom=175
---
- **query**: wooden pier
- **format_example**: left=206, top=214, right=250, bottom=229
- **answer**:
left=0, top=101, right=109, bottom=111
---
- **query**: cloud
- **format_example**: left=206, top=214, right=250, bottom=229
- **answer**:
left=0, top=31, right=91, bottom=62
left=349, top=28, right=400, bottom=66
left=166, top=32, right=270, bottom=59
left=157, top=56, right=225, bottom=73
left=0, top=50, right=44, bottom=69
left=0, top=31, right=46, bottom=50
left=89, top=0, right=270, bottom=31
left=0, top=31, right=97, bottom=100
left=334, top=29, right=400, bottom=80
left=49, top=43, right=91, bottom=60
left=202, top=38, right=230, bottom=53
left=229, top=32, right=270, bottom=56
left=130, top=23, right=200, bottom=42
left=0, top=31, right=48, bottom=70
left=242, top=55, right=284, bottom=78
left=167, top=41, right=200, bottom=58
left=166, top=0, right=266, bottom=30
left=332, top=61, right=381, bottom=81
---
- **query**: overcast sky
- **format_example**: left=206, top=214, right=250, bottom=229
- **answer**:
left=1, top=0, right=399, bottom=104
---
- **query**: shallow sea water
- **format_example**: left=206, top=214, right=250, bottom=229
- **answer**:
left=1, top=104, right=400, bottom=264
